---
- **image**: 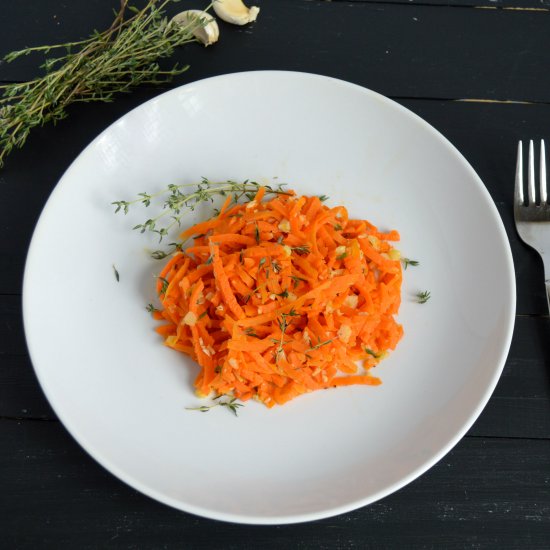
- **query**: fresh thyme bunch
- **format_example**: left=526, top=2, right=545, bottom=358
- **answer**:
left=0, top=0, right=208, bottom=167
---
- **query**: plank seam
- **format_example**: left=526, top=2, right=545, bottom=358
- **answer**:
left=0, top=415, right=58, bottom=422
left=0, top=416, right=549, bottom=442
left=326, top=0, right=550, bottom=11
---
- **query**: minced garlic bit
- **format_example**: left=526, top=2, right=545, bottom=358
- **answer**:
left=337, top=324, right=352, bottom=343
left=165, top=335, right=178, bottom=346
left=335, top=245, right=346, bottom=257
left=344, top=295, right=358, bottom=309
left=367, top=235, right=380, bottom=250
left=389, top=248, right=401, bottom=261
left=183, top=311, right=197, bottom=326
left=199, top=337, right=214, bottom=357
left=278, top=219, right=291, bottom=233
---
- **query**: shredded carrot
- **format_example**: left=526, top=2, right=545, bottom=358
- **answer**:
left=153, top=187, right=403, bottom=407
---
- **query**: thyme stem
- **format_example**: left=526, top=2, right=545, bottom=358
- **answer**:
left=113, top=178, right=290, bottom=241
left=0, top=0, right=210, bottom=167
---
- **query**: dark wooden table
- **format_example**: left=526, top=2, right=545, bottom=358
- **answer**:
left=2, top=1, right=549, bottom=547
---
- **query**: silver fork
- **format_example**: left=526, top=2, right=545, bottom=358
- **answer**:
left=514, top=139, right=550, bottom=312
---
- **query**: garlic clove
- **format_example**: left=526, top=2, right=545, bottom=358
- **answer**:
left=171, top=10, right=219, bottom=47
left=213, top=0, right=260, bottom=26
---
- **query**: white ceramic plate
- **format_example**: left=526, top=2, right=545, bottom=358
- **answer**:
left=23, top=71, right=515, bottom=524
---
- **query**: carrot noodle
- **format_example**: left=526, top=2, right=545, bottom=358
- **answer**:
left=152, top=188, right=403, bottom=407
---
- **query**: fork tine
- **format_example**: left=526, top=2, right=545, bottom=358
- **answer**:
left=540, top=139, right=547, bottom=204
left=528, top=140, right=536, bottom=205
left=515, top=140, right=524, bottom=205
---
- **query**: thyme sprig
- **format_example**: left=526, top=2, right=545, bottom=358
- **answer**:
left=274, top=309, right=299, bottom=360
left=0, top=0, right=211, bottom=167
left=113, top=178, right=289, bottom=241
left=307, top=338, right=333, bottom=352
left=186, top=396, right=244, bottom=416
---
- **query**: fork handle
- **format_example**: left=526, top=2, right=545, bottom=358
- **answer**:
left=543, top=254, right=550, bottom=313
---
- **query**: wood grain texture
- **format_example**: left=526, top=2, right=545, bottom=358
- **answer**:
left=1, top=420, right=548, bottom=548
left=1, top=0, right=549, bottom=545
left=1, top=1, right=550, bottom=102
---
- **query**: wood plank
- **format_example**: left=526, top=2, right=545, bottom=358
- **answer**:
left=0, top=419, right=548, bottom=547
left=0, top=355, right=56, bottom=420
left=346, top=0, right=550, bottom=8
left=1, top=1, right=550, bottom=102
left=468, top=316, right=550, bottom=439
left=0, top=295, right=26, bottom=356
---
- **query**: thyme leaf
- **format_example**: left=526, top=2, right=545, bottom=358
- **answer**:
left=158, top=276, right=169, bottom=295
left=290, top=275, right=307, bottom=288
left=364, top=347, right=384, bottom=359
left=292, top=245, right=310, bottom=255
left=416, top=290, right=431, bottom=304
left=402, top=258, right=419, bottom=270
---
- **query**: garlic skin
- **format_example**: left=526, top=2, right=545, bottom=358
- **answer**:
left=171, top=10, right=220, bottom=47
left=213, top=0, right=260, bottom=25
